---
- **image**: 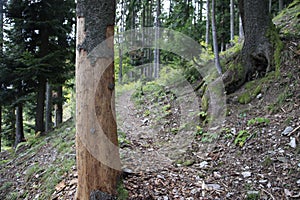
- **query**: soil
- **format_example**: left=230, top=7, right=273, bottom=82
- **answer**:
left=0, top=28, right=299, bottom=200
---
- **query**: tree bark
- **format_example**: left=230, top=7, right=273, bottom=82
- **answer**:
left=35, top=27, right=49, bottom=133
left=75, top=1, right=121, bottom=199
left=230, top=0, right=235, bottom=41
left=224, top=0, right=276, bottom=93
left=211, top=0, right=222, bottom=74
left=239, top=0, right=274, bottom=75
left=35, top=77, right=46, bottom=133
left=278, top=0, right=283, bottom=11
left=14, top=103, right=25, bottom=147
left=205, top=0, right=210, bottom=45
left=45, top=82, right=52, bottom=132
left=55, top=85, right=63, bottom=126
left=0, top=0, right=3, bottom=152
left=0, top=106, right=1, bottom=152
left=153, top=0, right=161, bottom=78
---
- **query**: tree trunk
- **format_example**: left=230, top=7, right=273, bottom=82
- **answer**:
left=55, top=85, right=63, bottom=126
left=45, top=82, right=52, bottom=132
left=35, top=77, right=46, bottom=133
left=75, top=1, right=121, bottom=199
left=211, top=0, right=222, bottom=75
left=239, top=0, right=274, bottom=76
left=35, top=27, right=49, bottom=133
left=205, top=0, right=210, bottom=45
left=278, top=0, right=283, bottom=11
left=224, top=0, right=276, bottom=93
left=230, top=0, right=235, bottom=41
left=0, top=0, right=3, bottom=152
left=0, top=106, right=1, bottom=152
left=269, top=0, right=272, bottom=13
left=238, top=14, right=244, bottom=40
left=153, top=0, right=161, bottom=79
left=14, top=103, right=25, bottom=147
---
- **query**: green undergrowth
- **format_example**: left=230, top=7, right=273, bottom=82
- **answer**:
left=0, top=119, right=76, bottom=200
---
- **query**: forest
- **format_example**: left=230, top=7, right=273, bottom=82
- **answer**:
left=0, top=0, right=299, bottom=199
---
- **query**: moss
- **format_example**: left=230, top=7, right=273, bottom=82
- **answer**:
left=201, top=93, right=209, bottom=112
left=253, top=85, right=262, bottom=96
left=183, top=159, right=195, bottom=166
left=117, top=181, right=129, bottom=200
left=238, top=92, right=251, bottom=104
left=266, top=23, right=283, bottom=78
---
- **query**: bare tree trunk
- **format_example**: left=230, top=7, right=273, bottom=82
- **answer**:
left=75, top=1, right=121, bottom=199
left=35, top=77, right=46, bottom=133
left=211, top=0, right=222, bottom=75
left=0, top=107, right=1, bottom=152
left=0, top=0, right=3, bottom=152
left=278, top=0, right=283, bottom=11
left=205, top=0, right=210, bottom=45
left=239, top=14, right=244, bottom=40
left=153, top=0, right=161, bottom=79
left=269, top=0, right=272, bottom=13
left=230, top=0, right=235, bottom=41
left=55, top=85, right=63, bottom=126
left=14, top=104, right=25, bottom=147
left=45, top=82, right=52, bottom=132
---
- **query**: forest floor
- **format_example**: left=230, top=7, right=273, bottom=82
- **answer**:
left=0, top=37, right=299, bottom=199
left=1, top=4, right=300, bottom=200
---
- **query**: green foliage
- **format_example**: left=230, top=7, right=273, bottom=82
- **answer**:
left=234, top=130, right=250, bottom=147
left=117, top=182, right=129, bottom=200
left=246, top=192, right=260, bottom=200
left=195, top=126, right=204, bottom=136
left=118, top=130, right=130, bottom=145
left=238, top=93, right=251, bottom=104
left=201, top=132, right=219, bottom=143
left=247, top=117, right=270, bottom=126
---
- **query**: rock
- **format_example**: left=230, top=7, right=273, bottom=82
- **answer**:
left=259, top=179, right=268, bottom=184
left=206, top=183, right=221, bottom=190
left=256, top=93, right=262, bottom=99
left=190, top=188, right=198, bottom=195
left=297, top=179, right=300, bottom=185
left=241, top=171, right=252, bottom=178
left=213, top=171, right=222, bottom=178
left=289, top=137, right=296, bottom=148
left=199, top=161, right=208, bottom=168
left=282, top=126, right=293, bottom=136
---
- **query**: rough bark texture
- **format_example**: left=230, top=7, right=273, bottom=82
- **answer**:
left=240, top=0, right=274, bottom=76
left=55, top=85, right=63, bottom=126
left=211, top=0, right=222, bottom=74
left=230, top=0, right=235, bottom=41
left=75, top=0, right=121, bottom=199
left=45, top=82, right=52, bottom=132
left=35, top=77, right=46, bottom=133
left=224, top=0, right=275, bottom=93
left=15, top=104, right=25, bottom=147
left=205, top=0, right=210, bottom=45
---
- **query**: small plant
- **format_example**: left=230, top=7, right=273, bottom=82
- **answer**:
left=246, top=191, right=260, bottom=200
left=195, top=126, right=204, bottom=136
left=247, top=117, right=270, bottom=126
left=118, top=130, right=130, bottom=145
left=234, top=130, right=250, bottom=147
left=163, top=104, right=171, bottom=112
left=117, top=181, right=129, bottom=200
left=201, top=132, right=218, bottom=143
left=143, top=109, right=150, bottom=117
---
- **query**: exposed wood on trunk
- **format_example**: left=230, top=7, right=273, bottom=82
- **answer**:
left=45, top=82, right=52, bottom=132
left=75, top=0, right=121, bottom=199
